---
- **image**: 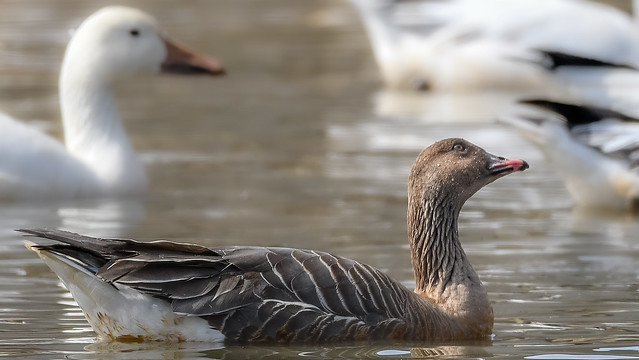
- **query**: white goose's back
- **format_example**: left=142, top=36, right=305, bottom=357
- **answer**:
left=351, top=0, right=639, bottom=92
left=0, top=113, right=99, bottom=199
left=422, top=0, right=639, bottom=60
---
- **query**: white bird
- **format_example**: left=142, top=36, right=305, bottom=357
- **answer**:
left=529, top=49, right=639, bottom=111
left=0, top=6, right=225, bottom=200
left=504, top=99, right=639, bottom=210
left=349, top=0, right=639, bottom=92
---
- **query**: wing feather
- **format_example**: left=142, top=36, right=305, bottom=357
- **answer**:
left=22, top=229, right=416, bottom=342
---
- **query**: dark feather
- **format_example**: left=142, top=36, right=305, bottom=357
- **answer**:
left=21, top=228, right=416, bottom=343
left=536, top=50, right=636, bottom=71
left=519, top=99, right=639, bottom=129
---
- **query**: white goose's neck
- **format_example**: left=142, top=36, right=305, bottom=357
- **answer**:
left=59, top=65, right=146, bottom=194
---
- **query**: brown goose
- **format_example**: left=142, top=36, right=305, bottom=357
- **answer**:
left=23, top=138, right=528, bottom=343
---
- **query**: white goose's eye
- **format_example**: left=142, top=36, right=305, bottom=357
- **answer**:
left=129, top=29, right=140, bottom=37
left=453, top=143, right=466, bottom=152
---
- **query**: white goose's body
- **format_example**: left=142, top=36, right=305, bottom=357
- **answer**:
left=506, top=100, right=639, bottom=210
left=350, top=0, right=639, bottom=92
left=0, top=113, right=98, bottom=198
left=0, top=6, right=224, bottom=200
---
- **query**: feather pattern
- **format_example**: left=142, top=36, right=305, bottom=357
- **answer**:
left=24, top=229, right=417, bottom=342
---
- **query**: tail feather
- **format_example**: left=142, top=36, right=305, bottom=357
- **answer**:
left=21, top=229, right=117, bottom=274
left=22, top=228, right=224, bottom=341
left=21, top=228, right=123, bottom=255
left=20, top=228, right=215, bottom=262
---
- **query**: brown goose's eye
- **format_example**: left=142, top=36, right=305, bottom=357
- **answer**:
left=453, top=143, right=466, bottom=152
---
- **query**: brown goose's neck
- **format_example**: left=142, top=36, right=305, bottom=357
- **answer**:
left=407, top=190, right=493, bottom=337
left=408, top=193, right=464, bottom=295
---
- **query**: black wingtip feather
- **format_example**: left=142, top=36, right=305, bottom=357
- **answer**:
left=536, top=50, right=636, bottom=71
left=518, top=98, right=639, bottom=129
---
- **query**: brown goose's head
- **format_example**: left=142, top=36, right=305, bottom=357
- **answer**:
left=409, top=138, right=529, bottom=206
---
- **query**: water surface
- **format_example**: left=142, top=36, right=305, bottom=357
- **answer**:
left=1, top=1, right=638, bottom=359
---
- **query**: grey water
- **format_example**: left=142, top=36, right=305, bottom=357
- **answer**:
left=0, top=1, right=638, bottom=359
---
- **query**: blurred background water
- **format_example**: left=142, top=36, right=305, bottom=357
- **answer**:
left=0, top=0, right=638, bottom=359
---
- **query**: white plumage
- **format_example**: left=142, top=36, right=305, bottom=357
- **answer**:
left=350, top=0, right=639, bottom=92
left=504, top=99, right=639, bottom=210
left=0, top=6, right=224, bottom=200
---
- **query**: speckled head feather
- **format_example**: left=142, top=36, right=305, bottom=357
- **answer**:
left=409, top=138, right=529, bottom=206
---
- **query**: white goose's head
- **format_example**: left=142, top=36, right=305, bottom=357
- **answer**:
left=62, top=6, right=224, bottom=86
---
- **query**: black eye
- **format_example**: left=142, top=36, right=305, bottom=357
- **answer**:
left=453, top=143, right=466, bottom=152
left=129, top=29, right=140, bottom=37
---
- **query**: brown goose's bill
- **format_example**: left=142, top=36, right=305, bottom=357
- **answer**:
left=161, top=36, right=225, bottom=76
left=488, top=157, right=529, bottom=175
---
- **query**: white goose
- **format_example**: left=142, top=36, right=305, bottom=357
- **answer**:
left=349, top=0, right=639, bottom=92
left=505, top=99, right=639, bottom=210
left=0, top=6, right=224, bottom=200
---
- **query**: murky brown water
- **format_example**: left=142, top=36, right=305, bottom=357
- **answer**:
left=1, top=1, right=639, bottom=359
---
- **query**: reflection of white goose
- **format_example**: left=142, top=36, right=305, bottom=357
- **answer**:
left=505, top=99, right=639, bottom=210
left=0, top=198, right=146, bottom=239
left=349, top=0, right=639, bottom=92
left=0, top=6, right=224, bottom=200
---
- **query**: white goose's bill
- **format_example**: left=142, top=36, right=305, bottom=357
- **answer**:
left=161, top=36, right=225, bottom=76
